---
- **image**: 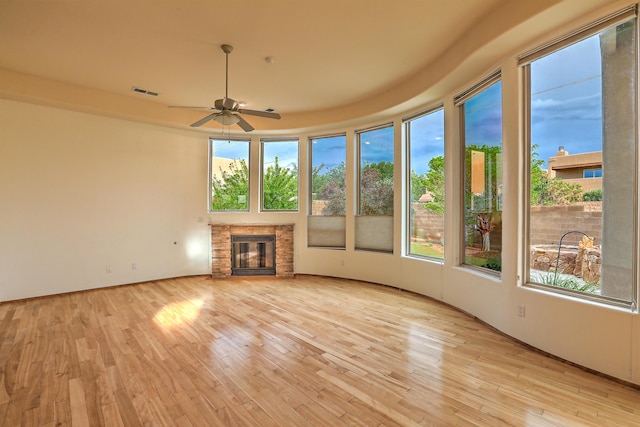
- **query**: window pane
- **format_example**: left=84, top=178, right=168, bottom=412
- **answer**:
left=309, top=135, right=346, bottom=248
left=262, top=140, right=299, bottom=211
left=527, top=18, right=636, bottom=304
left=310, top=135, right=346, bottom=216
left=462, top=81, right=503, bottom=272
left=358, top=126, right=394, bottom=215
left=210, top=139, right=250, bottom=211
left=356, top=125, right=394, bottom=252
left=407, top=109, right=445, bottom=259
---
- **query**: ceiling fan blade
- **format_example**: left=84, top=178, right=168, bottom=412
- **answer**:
left=169, top=105, right=215, bottom=110
left=190, top=113, right=218, bottom=127
left=238, top=109, right=281, bottom=119
left=236, top=115, right=255, bottom=132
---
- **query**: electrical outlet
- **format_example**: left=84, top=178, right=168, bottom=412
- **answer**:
left=132, top=263, right=138, bottom=270
left=518, top=305, right=526, bottom=317
left=106, top=265, right=112, bottom=273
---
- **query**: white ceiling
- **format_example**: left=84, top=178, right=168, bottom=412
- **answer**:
left=0, top=0, right=618, bottom=132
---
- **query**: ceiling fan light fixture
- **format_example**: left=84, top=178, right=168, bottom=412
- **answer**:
left=214, top=111, right=240, bottom=126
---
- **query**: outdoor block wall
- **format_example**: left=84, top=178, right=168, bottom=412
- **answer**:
left=411, top=202, right=602, bottom=248
left=529, top=203, right=602, bottom=246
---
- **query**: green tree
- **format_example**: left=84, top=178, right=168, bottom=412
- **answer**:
left=410, top=170, right=428, bottom=203
left=211, top=159, right=249, bottom=210
left=535, top=177, right=583, bottom=205
left=530, top=144, right=546, bottom=204
left=263, top=156, right=298, bottom=210
left=316, top=162, right=346, bottom=215
left=319, top=180, right=346, bottom=215
left=363, top=161, right=393, bottom=181
left=583, top=189, right=602, bottom=201
left=360, top=166, right=394, bottom=215
left=422, top=155, right=445, bottom=214
left=311, top=164, right=329, bottom=197
left=530, top=146, right=583, bottom=206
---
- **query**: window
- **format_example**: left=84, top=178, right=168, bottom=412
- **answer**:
left=308, top=134, right=347, bottom=248
left=310, top=135, right=347, bottom=216
left=261, top=139, right=299, bottom=211
left=456, top=75, right=503, bottom=273
left=209, top=138, right=250, bottom=212
left=583, top=168, right=603, bottom=178
left=522, top=8, right=636, bottom=306
left=405, top=108, right=445, bottom=260
left=355, top=124, right=394, bottom=252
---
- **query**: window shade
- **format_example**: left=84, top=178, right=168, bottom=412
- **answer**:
left=518, top=5, right=637, bottom=66
left=454, top=71, right=501, bottom=106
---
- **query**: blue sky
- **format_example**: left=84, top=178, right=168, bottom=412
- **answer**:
left=464, top=82, right=503, bottom=150
left=311, top=135, right=346, bottom=172
left=213, top=32, right=606, bottom=175
left=531, top=35, right=602, bottom=167
left=211, top=139, right=249, bottom=161
left=408, top=109, right=445, bottom=175
left=262, top=140, right=298, bottom=169
left=359, top=126, right=394, bottom=166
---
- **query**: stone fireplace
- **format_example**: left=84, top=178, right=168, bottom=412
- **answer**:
left=210, top=224, right=294, bottom=279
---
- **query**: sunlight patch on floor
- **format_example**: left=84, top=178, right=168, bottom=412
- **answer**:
left=154, top=299, right=204, bottom=328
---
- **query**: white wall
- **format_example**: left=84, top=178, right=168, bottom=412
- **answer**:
left=0, top=100, right=211, bottom=301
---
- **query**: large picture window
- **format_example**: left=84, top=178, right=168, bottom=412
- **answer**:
left=356, top=124, right=394, bottom=252
left=261, top=139, right=299, bottom=211
left=209, top=138, right=250, bottom=212
left=405, top=108, right=445, bottom=260
left=457, top=75, right=503, bottom=273
left=522, top=9, right=637, bottom=306
left=308, top=134, right=347, bottom=248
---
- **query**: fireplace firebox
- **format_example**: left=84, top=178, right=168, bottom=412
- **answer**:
left=231, top=235, right=276, bottom=276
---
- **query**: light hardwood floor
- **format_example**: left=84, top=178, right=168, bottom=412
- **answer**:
left=1, top=275, right=639, bottom=426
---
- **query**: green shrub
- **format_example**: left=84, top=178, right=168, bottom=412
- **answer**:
left=583, top=189, right=602, bottom=201
left=532, top=272, right=599, bottom=294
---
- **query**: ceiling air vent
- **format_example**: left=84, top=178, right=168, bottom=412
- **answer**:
left=131, top=86, right=159, bottom=97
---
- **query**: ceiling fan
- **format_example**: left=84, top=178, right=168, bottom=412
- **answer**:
left=170, top=44, right=281, bottom=132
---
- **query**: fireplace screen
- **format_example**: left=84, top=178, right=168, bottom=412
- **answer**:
left=231, top=235, right=276, bottom=276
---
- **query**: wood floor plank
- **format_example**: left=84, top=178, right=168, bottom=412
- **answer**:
left=1, top=275, right=640, bottom=426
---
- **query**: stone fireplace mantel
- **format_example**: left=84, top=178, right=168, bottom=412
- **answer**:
left=210, top=223, right=294, bottom=279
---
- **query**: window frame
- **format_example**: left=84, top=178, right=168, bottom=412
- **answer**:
left=308, top=133, right=347, bottom=216
left=260, top=138, right=300, bottom=212
left=455, top=71, right=503, bottom=276
left=355, top=122, right=395, bottom=253
left=355, top=122, right=395, bottom=216
left=307, top=133, right=347, bottom=249
left=403, top=105, right=445, bottom=262
left=583, top=169, right=603, bottom=179
left=520, top=6, right=638, bottom=309
left=208, top=137, right=251, bottom=213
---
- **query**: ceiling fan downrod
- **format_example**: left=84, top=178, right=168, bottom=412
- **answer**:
left=221, top=44, right=233, bottom=100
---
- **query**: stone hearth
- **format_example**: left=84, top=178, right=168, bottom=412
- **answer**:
left=210, top=224, right=294, bottom=279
